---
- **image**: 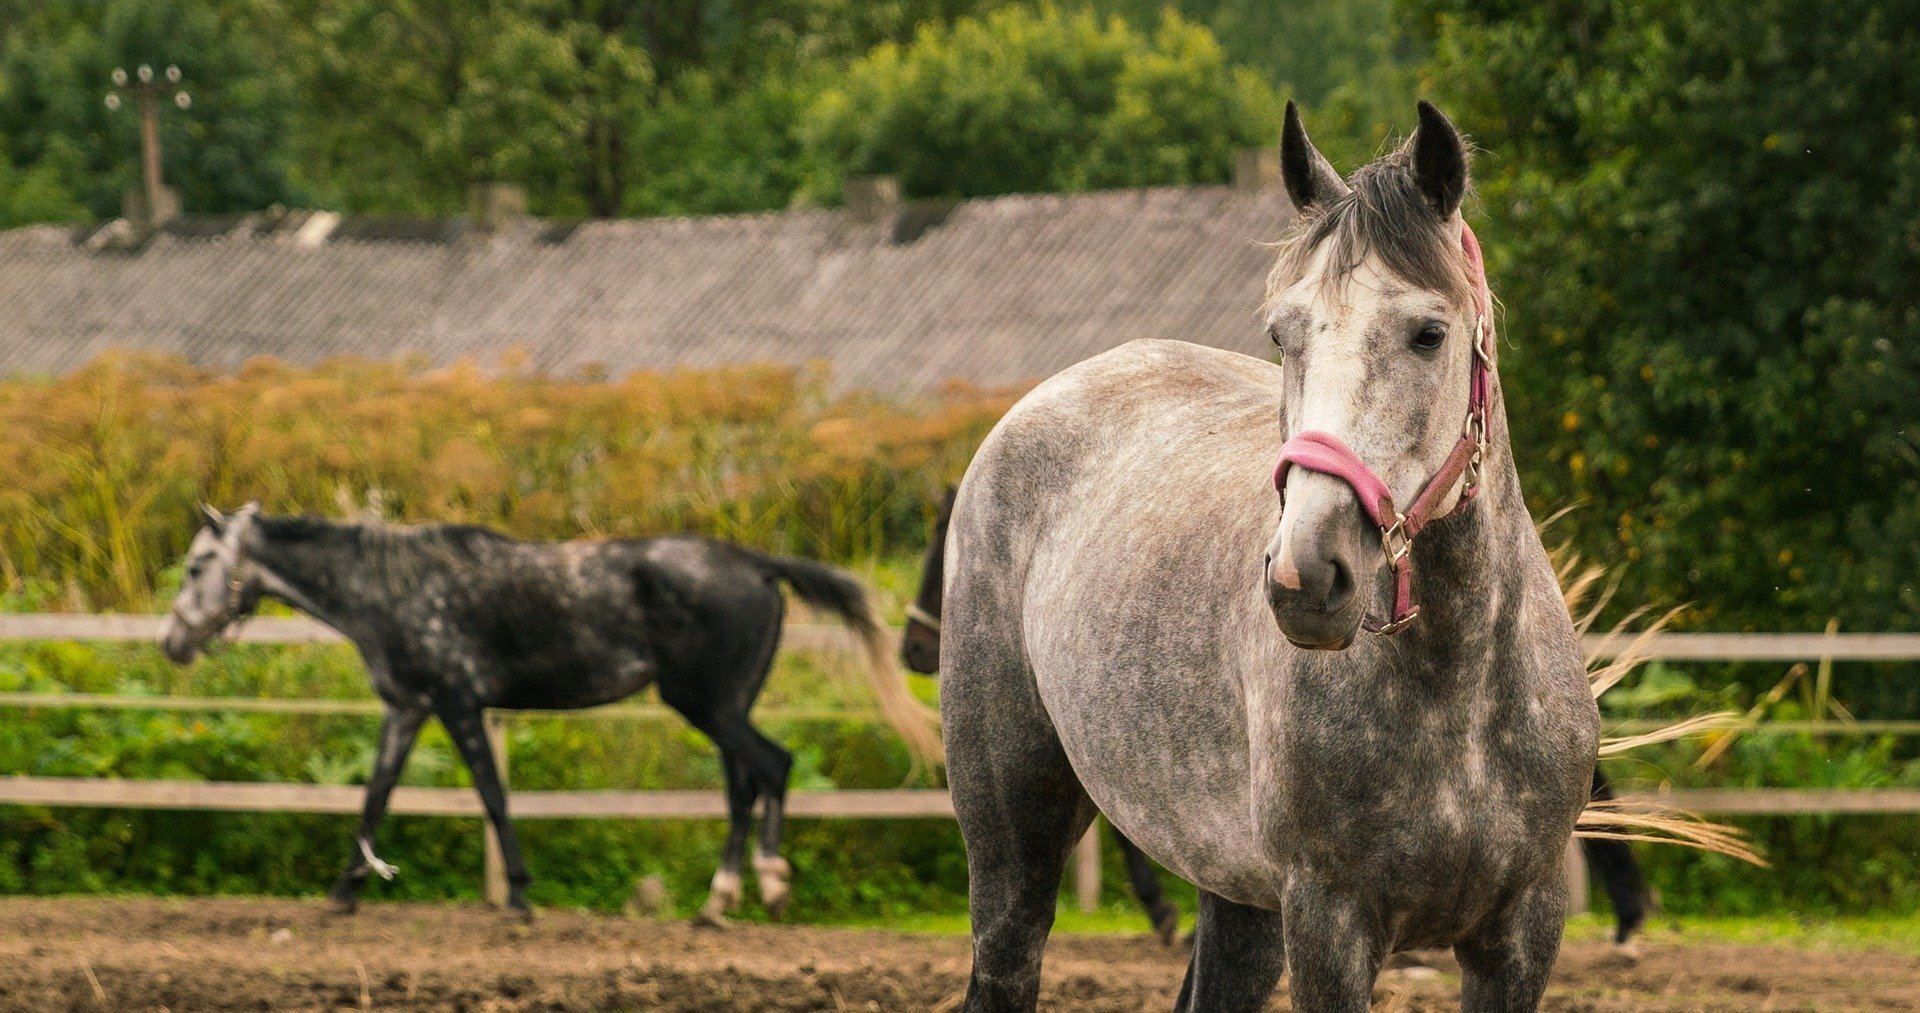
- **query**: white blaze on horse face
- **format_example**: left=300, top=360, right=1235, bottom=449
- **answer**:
left=1267, top=251, right=1392, bottom=589
left=168, top=527, right=234, bottom=628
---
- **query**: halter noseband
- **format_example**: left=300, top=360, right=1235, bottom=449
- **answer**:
left=1270, top=222, right=1496, bottom=636
left=169, top=508, right=259, bottom=640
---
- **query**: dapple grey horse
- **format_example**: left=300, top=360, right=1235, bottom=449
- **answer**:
left=160, top=506, right=940, bottom=922
left=943, top=101, right=1598, bottom=1010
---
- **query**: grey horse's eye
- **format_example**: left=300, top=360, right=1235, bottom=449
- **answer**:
left=1413, top=322, right=1447, bottom=350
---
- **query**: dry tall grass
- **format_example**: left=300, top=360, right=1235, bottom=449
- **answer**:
left=0, top=353, right=1021, bottom=610
left=1554, top=541, right=1765, bottom=866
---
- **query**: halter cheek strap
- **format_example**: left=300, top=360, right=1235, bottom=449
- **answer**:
left=1271, top=222, right=1496, bottom=635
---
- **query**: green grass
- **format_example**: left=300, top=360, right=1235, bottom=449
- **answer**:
left=1575, top=912, right=1920, bottom=955
left=833, top=906, right=1920, bottom=955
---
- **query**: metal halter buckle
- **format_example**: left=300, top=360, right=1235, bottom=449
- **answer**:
left=1372, top=607, right=1420, bottom=635
left=1464, top=413, right=1488, bottom=492
left=1381, top=516, right=1412, bottom=564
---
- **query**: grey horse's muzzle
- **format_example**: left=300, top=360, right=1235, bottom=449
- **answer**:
left=1264, top=472, right=1372, bottom=650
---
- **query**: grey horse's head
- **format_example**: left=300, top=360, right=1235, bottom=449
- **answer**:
left=1261, top=101, right=1484, bottom=649
left=160, top=502, right=263, bottom=664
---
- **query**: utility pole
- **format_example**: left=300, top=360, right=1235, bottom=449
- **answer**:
left=105, top=63, right=190, bottom=226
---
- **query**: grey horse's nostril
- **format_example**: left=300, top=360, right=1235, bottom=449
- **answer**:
left=1326, top=557, right=1353, bottom=611
left=1284, top=552, right=1354, bottom=614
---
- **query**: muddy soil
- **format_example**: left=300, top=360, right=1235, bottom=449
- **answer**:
left=0, top=897, right=1914, bottom=1011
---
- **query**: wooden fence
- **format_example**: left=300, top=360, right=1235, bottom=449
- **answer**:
left=4, top=614, right=1919, bottom=914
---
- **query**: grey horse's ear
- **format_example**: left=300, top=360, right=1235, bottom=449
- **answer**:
left=1280, top=100, right=1348, bottom=213
left=200, top=502, right=226, bottom=533
left=1410, top=100, right=1468, bottom=218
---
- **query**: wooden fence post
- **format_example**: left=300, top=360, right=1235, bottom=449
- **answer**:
left=483, top=711, right=509, bottom=907
left=1074, top=820, right=1102, bottom=913
left=1564, top=836, right=1589, bottom=916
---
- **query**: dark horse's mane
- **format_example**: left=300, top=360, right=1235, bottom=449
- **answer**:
left=1266, top=140, right=1477, bottom=308
left=253, top=514, right=518, bottom=599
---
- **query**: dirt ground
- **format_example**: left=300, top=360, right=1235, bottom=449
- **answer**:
left=0, top=897, right=1915, bottom=1011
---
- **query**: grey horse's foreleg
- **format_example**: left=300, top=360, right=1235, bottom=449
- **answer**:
left=436, top=700, right=533, bottom=918
left=1113, top=829, right=1180, bottom=944
left=1281, top=874, right=1387, bottom=1013
left=329, top=703, right=428, bottom=913
left=1455, top=872, right=1566, bottom=1012
left=949, top=686, right=1095, bottom=1009
left=1173, top=890, right=1285, bottom=1011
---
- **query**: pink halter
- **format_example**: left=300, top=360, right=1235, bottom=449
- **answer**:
left=1271, top=222, right=1496, bottom=635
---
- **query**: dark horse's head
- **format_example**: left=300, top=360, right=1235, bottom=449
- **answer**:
left=1262, top=101, right=1487, bottom=650
left=901, top=486, right=957, bottom=674
left=160, top=502, right=266, bottom=664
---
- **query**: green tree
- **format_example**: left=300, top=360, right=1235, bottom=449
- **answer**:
left=0, top=0, right=297, bottom=219
left=290, top=0, right=651, bottom=217
left=1417, top=1, right=1920, bottom=647
left=801, top=5, right=1277, bottom=201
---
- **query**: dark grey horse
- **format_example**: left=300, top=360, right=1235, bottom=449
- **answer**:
left=943, top=102, right=1599, bottom=1010
left=904, top=486, right=1183, bottom=945
left=160, top=505, right=940, bottom=922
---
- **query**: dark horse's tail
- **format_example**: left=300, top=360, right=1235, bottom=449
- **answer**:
left=747, top=552, right=945, bottom=766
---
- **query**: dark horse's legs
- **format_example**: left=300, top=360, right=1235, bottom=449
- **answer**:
left=329, top=703, right=429, bottom=913
left=1585, top=767, right=1652, bottom=944
left=1173, top=890, right=1285, bottom=1012
left=1112, top=829, right=1180, bottom=944
left=437, top=698, right=533, bottom=917
left=666, top=598, right=795, bottom=925
left=682, top=708, right=795, bottom=924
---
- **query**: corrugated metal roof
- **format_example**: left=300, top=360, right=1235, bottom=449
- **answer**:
left=0, top=185, right=1293, bottom=392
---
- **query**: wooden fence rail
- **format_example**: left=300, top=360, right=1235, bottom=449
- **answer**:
left=6, top=612, right=1920, bottom=661
left=7, top=614, right=1920, bottom=912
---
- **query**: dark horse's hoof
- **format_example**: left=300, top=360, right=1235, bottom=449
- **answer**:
left=1149, top=901, right=1181, bottom=947
left=326, top=895, right=359, bottom=915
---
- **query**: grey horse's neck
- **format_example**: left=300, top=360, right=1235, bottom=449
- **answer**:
left=1365, top=395, right=1536, bottom=683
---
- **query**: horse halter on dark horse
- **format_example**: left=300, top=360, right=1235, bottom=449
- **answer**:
left=1271, top=221, right=1496, bottom=637
left=164, top=502, right=262, bottom=657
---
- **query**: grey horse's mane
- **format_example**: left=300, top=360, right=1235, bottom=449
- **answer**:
left=1265, top=138, right=1477, bottom=308
left=255, top=514, right=508, bottom=600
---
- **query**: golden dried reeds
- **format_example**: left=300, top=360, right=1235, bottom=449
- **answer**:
left=1551, top=533, right=1766, bottom=866
left=0, top=353, right=1023, bottom=610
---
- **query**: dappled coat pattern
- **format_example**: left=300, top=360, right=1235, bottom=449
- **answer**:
left=160, top=509, right=937, bottom=922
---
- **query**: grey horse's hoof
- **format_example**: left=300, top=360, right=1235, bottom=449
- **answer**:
left=692, top=901, right=730, bottom=929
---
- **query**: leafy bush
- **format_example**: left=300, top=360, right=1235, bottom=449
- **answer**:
left=1418, top=0, right=1920, bottom=638
left=800, top=5, right=1278, bottom=201
left=0, top=604, right=974, bottom=918
left=1599, top=663, right=1920, bottom=915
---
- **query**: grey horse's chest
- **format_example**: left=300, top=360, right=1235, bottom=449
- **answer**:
left=1258, top=666, right=1587, bottom=938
